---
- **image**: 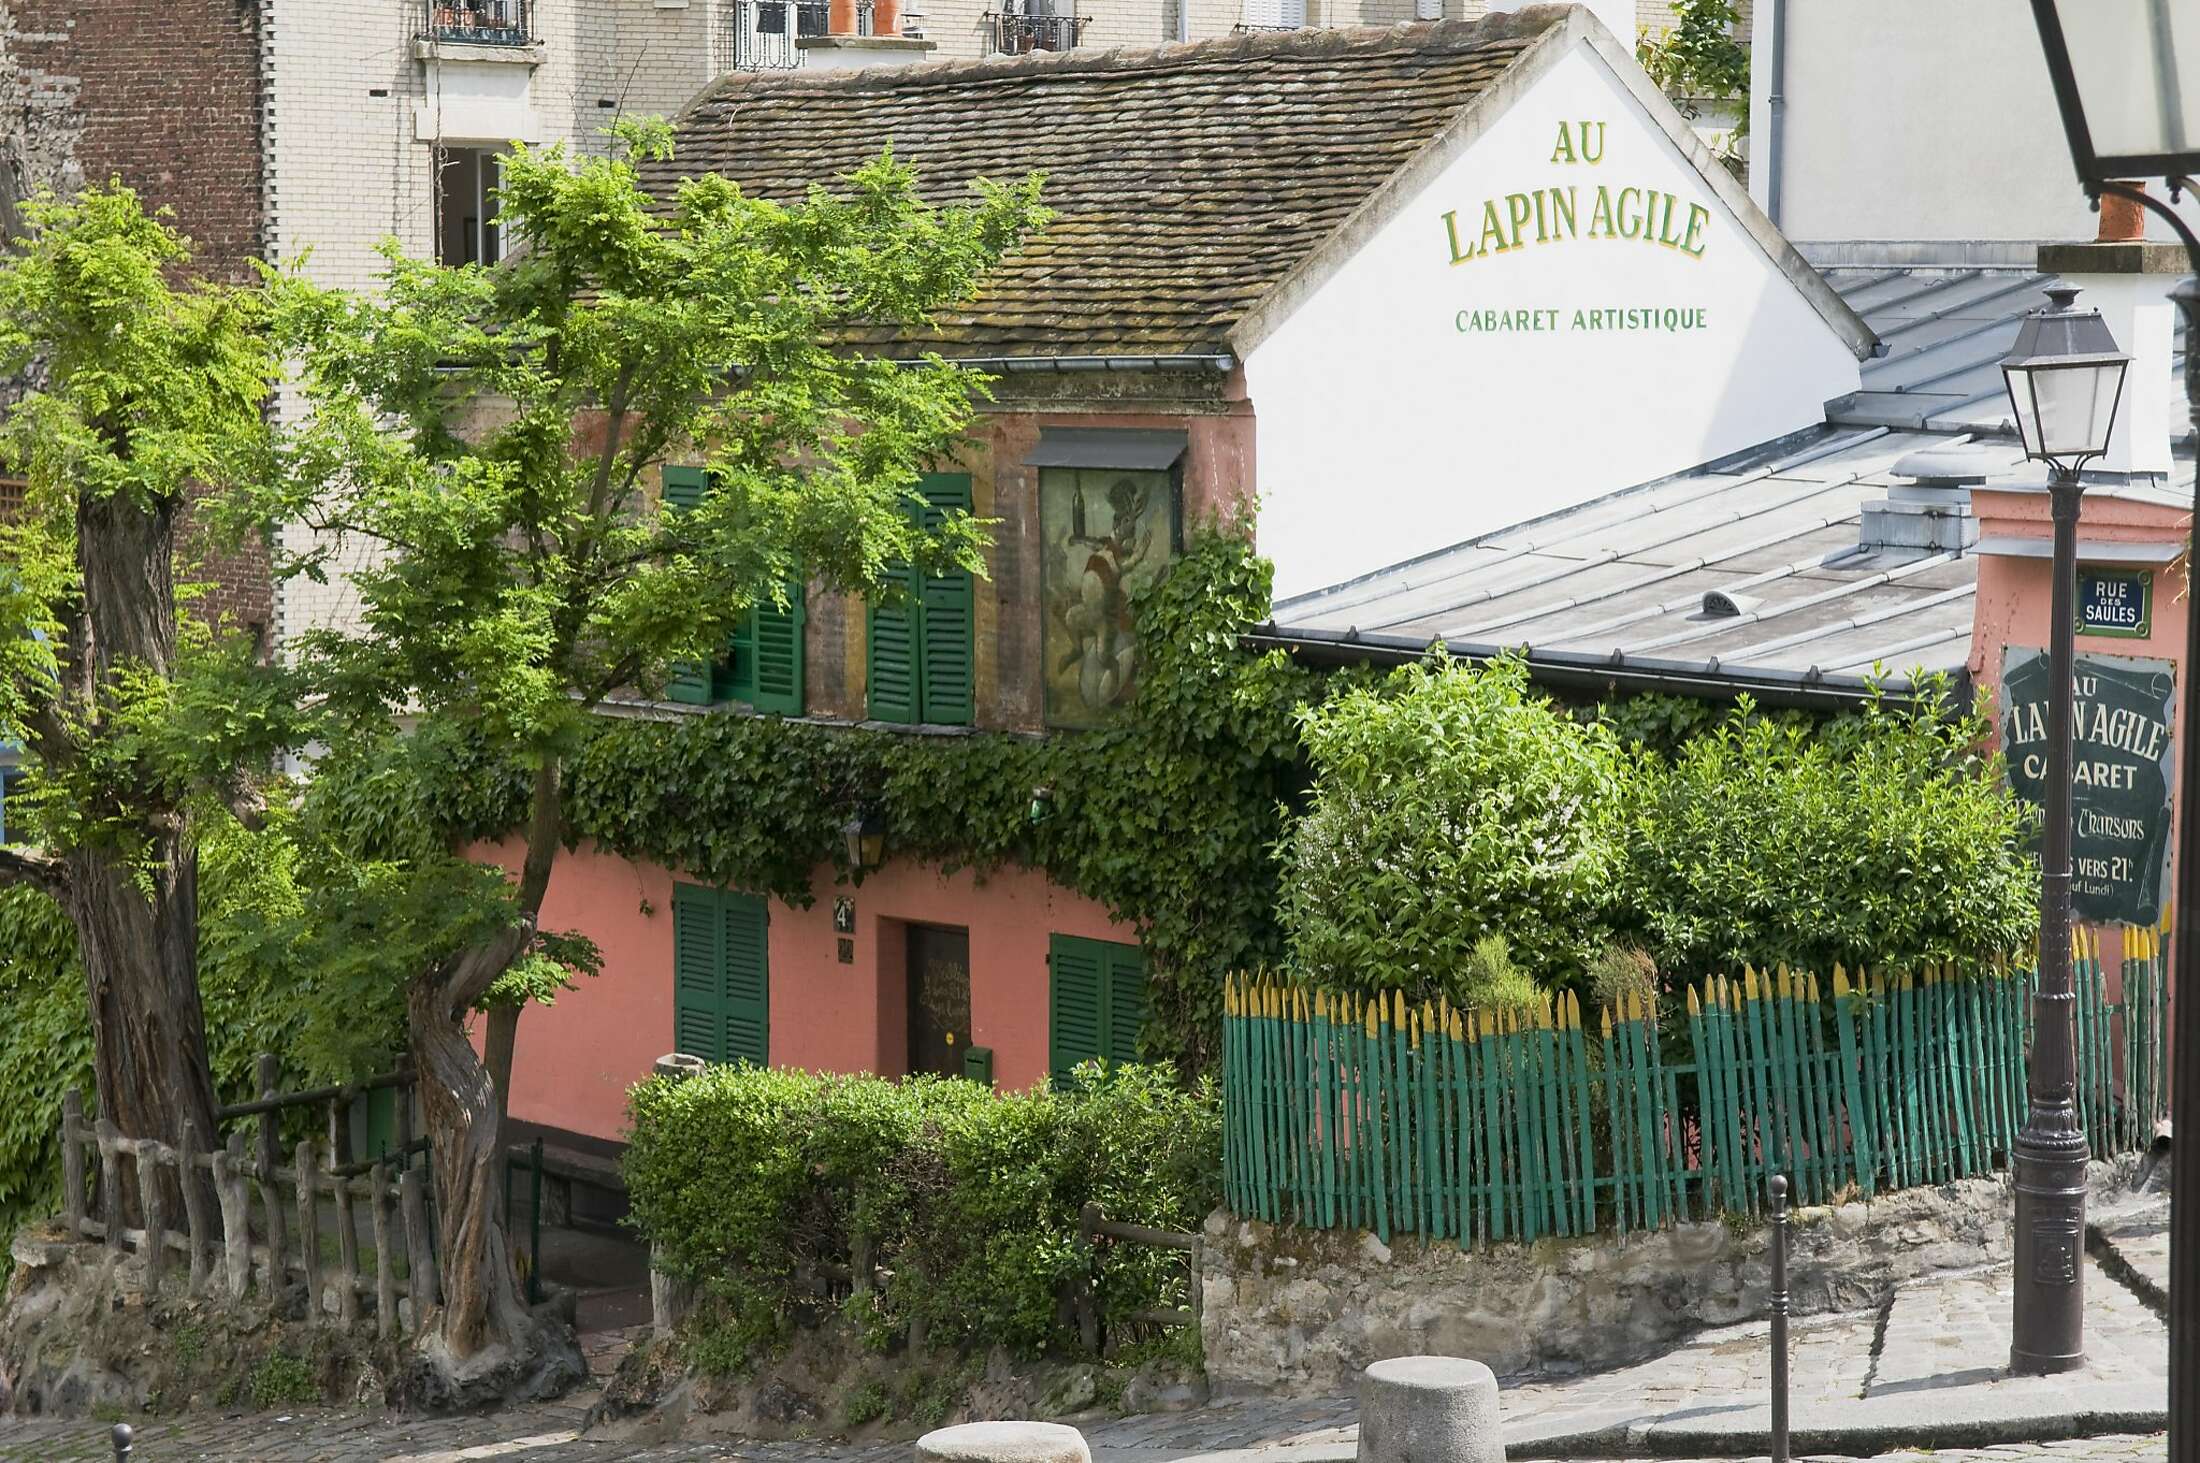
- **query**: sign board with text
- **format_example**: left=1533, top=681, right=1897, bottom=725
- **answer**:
left=2077, top=568, right=2151, bottom=639
left=1999, top=648, right=2177, bottom=927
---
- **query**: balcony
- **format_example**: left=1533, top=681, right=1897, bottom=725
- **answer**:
left=421, top=0, right=534, bottom=47
left=719, top=0, right=893, bottom=70
left=986, top=4, right=1084, bottom=53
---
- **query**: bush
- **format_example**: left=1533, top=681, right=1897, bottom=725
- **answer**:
left=624, top=1063, right=1220, bottom=1366
left=1279, top=654, right=1629, bottom=1001
left=1622, top=686, right=2039, bottom=977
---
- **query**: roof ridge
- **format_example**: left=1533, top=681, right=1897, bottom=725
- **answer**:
left=685, top=6, right=1571, bottom=104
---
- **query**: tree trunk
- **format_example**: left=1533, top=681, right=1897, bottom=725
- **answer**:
left=401, top=759, right=582, bottom=1410
left=484, top=1000, right=521, bottom=1163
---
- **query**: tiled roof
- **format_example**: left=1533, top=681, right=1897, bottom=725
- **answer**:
left=650, top=12, right=1568, bottom=358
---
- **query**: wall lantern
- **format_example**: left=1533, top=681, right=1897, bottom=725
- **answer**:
left=1027, top=784, right=1055, bottom=827
left=1999, top=286, right=2131, bottom=471
left=842, top=809, right=886, bottom=871
left=2029, top=0, right=2200, bottom=190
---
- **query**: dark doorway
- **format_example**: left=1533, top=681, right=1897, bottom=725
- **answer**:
left=907, top=925, right=972, bottom=1078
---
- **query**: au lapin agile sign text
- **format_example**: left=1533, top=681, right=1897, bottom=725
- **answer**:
left=2000, top=649, right=2177, bottom=927
left=1441, top=120, right=1715, bottom=338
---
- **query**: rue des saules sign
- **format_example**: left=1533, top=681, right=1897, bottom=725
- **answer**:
left=1999, top=649, right=2177, bottom=928
left=1440, top=119, right=1714, bottom=339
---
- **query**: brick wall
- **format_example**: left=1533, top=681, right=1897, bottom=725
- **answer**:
left=2, top=1, right=276, bottom=644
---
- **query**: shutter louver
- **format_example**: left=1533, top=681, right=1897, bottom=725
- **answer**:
left=917, top=474, right=976, bottom=726
left=672, top=884, right=725, bottom=1062
left=867, top=561, right=920, bottom=724
left=1105, top=945, right=1148, bottom=1065
left=749, top=578, right=806, bottom=716
left=1049, top=935, right=1107, bottom=1083
left=721, top=892, right=771, bottom=1067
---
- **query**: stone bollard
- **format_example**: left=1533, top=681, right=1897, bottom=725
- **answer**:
left=1357, top=1356, right=1504, bottom=1463
left=917, top=1421, right=1091, bottom=1463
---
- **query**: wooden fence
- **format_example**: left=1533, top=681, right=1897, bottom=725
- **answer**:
left=1222, top=927, right=2169, bottom=1246
left=53, top=1060, right=441, bottom=1338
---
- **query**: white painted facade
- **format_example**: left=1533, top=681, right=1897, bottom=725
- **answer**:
left=1745, top=0, right=2200, bottom=258
left=1244, top=26, right=1864, bottom=601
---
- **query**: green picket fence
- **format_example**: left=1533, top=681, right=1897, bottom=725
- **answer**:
left=1221, top=926, right=2168, bottom=1246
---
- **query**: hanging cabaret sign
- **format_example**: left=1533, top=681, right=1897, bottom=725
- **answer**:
left=1999, top=648, right=2177, bottom=927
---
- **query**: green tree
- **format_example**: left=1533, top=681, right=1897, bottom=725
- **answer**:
left=0, top=187, right=291, bottom=1172
left=265, top=122, right=1045, bottom=1391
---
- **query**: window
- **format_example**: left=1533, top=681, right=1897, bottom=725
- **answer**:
left=662, top=466, right=807, bottom=715
left=868, top=473, right=976, bottom=726
left=435, top=147, right=502, bottom=268
left=0, top=756, right=21, bottom=845
left=1048, top=934, right=1146, bottom=1081
left=672, top=883, right=771, bottom=1067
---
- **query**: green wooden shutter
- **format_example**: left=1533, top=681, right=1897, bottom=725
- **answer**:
left=663, top=467, right=716, bottom=706
left=672, top=883, right=726, bottom=1061
left=1049, top=934, right=1107, bottom=1083
left=867, top=558, right=920, bottom=724
left=1103, top=943, right=1148, bottom=1065
left=720, top=891, right=771, bottom=1067
left=748, top=578, right=806, bottom=716
left=916, top=474, right=975, bottom=726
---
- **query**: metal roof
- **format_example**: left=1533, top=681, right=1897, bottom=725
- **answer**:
left=1826, top=266, right=2191, bottom=453
left=1263, top=425, right=2196, bottom=703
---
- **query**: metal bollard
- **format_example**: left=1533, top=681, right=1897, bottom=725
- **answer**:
left=111, top=1422, right=133, bottom=1460
left=1768, top=1173, right=1791, bottom=1463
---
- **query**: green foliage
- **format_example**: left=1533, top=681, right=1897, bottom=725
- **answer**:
left=1281, top=654, right=1630, bottom=1001
left=1637, top=0, right=1751, bottom=120
left=247, top=1352, right=319, bottom=1409
left=1622, top=685, right=2039, bottom=976
left=1587, top=944, right=1660, bottom=1011
left=1459, top=935, right=1545, bottom=1014
left=625, top=1063, right=1219, bottom=1365
left=843, top=1379, right=893, bottom=1426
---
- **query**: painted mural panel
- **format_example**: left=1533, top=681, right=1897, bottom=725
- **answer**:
left=1040, top=467, right=1178, bottom=728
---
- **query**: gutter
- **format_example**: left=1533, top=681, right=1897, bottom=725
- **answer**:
left=1765, top=0, right=1788, bottom=229
left=891, top=354, right=1238, bottom=374
left=1242, top=623, right=1969, bottom=712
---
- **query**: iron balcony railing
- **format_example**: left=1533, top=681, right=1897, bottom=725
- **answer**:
left=986, top=6, right=1084, bottom=53
left=718, top=0, right=883, bottom=70
left=422, top=0, right=535, bottom=45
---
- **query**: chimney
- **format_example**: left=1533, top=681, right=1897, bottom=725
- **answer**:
left=1859, top=444, right=1987, bottom=554
left=2038, top=187, right=2179, bottom=479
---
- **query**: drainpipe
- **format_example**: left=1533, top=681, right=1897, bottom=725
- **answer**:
left=1765, top=0, right=1787, bottom=228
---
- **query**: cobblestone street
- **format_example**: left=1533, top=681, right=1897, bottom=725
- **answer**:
left=1, top=1204, right=2173, bottom=1463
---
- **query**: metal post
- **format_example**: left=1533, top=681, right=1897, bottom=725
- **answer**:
left=110, top=1423, right=132, bottom=1460
left=2168, top=272, right=2200, bottom=1463
left=528, top=1135, right=544, bottom=1306
left=1768, top=1174, right=1790, bottom=1463
left=2011, top=464, right=2090, bottom=1376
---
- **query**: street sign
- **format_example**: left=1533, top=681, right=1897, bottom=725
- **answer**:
left=2000, top=649, right=2178, bottom=926
left=2077, top=568, right=2151, bottom=639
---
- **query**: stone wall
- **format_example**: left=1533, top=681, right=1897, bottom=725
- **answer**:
left=1199, top=1160, right=2143, bottom=1397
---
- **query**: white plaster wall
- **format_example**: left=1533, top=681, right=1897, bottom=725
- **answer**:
left=1745, top=0, right=2200, bottom=251
left=1245, top=39, right=1862, bottom=601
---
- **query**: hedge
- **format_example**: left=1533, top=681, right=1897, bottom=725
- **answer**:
left=623, top=1062, right=1220, bottom=1368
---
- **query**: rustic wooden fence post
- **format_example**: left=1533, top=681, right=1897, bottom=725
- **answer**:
left=400, top=1165, right=438, bottom=1314
left=136, top=1141, right=167, bottom=1291
left=61, top=1089, right=86, bottom=1239
left=179, top=1121, right=212, bottom=1297
left=96, top=1118, right=123, bottom=1257
left=213, top=1133, right=252, bottom=1301
left=331, top=1150, right=360, bottom=1328
left=296, top=1139, right=323, bottom=1324
left=255, top=1052, right=289, bottom=1293
left=371, top=1162, right=397, bottom=1340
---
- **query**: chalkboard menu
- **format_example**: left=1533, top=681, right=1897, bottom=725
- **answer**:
left=2000, top=649, right=2177, bottom=927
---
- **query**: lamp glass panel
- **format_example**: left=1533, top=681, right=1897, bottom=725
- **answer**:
left=2029, top=359, right=2127, bottom=458
left=2057, top=0, right=2200, bottom=161
left=2005, top=365, right=2046, bottom=458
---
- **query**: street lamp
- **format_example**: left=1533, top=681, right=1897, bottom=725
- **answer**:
left=2000, top=288, right=2131, bottom=1377
left=2027, top=0, right=2200, bottom=1434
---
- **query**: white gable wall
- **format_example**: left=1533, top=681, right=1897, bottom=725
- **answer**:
left=1244, top=39, right=1863, bottom=602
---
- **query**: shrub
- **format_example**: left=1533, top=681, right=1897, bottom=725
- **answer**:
left=624, top=1063, right=1220, bottom=1366
left=1622, top=686, right=2039, bottom=977
left=1279, top=654, right=1629, bottom=1001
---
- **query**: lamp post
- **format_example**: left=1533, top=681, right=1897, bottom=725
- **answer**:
left=1999, top=288, right=2131, bottom=1376
left=2025, top=0, right=2200, bottom=1437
